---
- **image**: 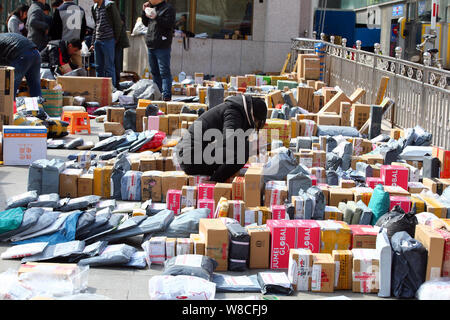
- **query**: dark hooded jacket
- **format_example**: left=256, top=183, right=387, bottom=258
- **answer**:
left=175, top=95, right=267, bottom=182
left=40, top=40, right=78, bottom=74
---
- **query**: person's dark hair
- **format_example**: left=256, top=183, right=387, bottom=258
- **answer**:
left=43, top=3, right=51, bottom=11
left=7, top=4, right=29, bottom=24
left=68, top=39, right=82, bottom=50
left=52, top=0, right=63, bottom=8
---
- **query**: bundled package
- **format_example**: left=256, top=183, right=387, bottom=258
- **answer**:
left=288, top=249, right=313, bottom=291
left=142, top=237, right=166, bottom=265
left=212, top=274, right=261, bottom=293
left=121, top=171, right=143, bottom=201
left=352, top=248, right=380, bottom=294
left=148, top=275, right=216, bottom=300
left=163, top=254, right=218, bottom=281
left=257, top=272, right=294, bottom=295
left=227, top=223, right=250, bottom=271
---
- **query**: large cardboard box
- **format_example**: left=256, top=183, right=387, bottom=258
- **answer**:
left=288, top=249, right=313, bottom=291
left=140, top=155, right=157, bottom=172
left=317, top=113, right=341, bottom=126
left=2, top=126, right=47, bottom=166
left=247, top=225, right=271, bottom=269
left=0, top=67, right=15, bottom=131
left=57, top=76, right=112, bottom=106
left=267, top=220, right=297, bottom=269
left=332, top=250, right=353, bottom=290
left=434, top=227, right=450, bottom=277
left=161, top=171, right=188, bottom=202
left=213, top=183, right=232, bottom=206
left=244, top=167, right=263, bottom=207
left=351, top=104, right=371, bottom=130
left=415, top=224, right=445, bottom=281
left=159, top=115, right=169, bottom=134
left=352, top=249, right=380, bottom=293
left=199, top=219, right=229, bottom=271
left=59, top=168, right=83, bottom=198
left=329, top=188, right=354, bottom=207
left=311, top=253, right=335, bottom=293
left=294, top=220, right=321, bottom=253
left=350, top=225, right=378, bottom=249
left=77, top=173, right=93, bottom=197
left=297, top=54, right=319, bottom=81
left=303, top=58, right=321, bottom=80
left=190, top=233, right=206, bottom=255
left=380, top=165, right=409, bottom=191
left=181, top=185, right=197, bottom=208
left=141, top=171, right=163, bottom=202
left=165, top=238, right=176, bottom=260
left=317, top=220, right=352, bottom=254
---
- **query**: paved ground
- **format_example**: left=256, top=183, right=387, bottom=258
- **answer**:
left=0, top=119, right=393, bottom=300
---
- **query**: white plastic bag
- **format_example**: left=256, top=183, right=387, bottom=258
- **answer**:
left=1, top=242, right=48, bottom=260
left=417, top=278, right=450, bottom=300
left=131, top=18, right=148, bottom=36
left=148, top=275, right=216, bottom=300
left=0, top=269, right=33, bottom=300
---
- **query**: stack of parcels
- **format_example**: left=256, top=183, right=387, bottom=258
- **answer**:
left=263, top=119, right=291, bottom=149
left=264, top=181, right=288, bottom=207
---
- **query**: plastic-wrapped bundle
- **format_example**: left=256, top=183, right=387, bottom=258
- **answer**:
left=66, top=241, right=108, bottom=263
left=78, top=244, right=137, bottom=267
left=9, top=209, right=60, bottom=242
left=152, top=208, right=209, bottom=239
left=227, top=223, right=250, bottom=271
left=59, top=196, right=100, bottom=212
left=21, top=240, right=85, bottom=263
left=75, top=209, right=96, bottom=232
left=163, top=254, right=218, bottom=281
left=391, top=231, right=427, bottom=298
left=356, top=200, right=373, bottom=225
left=326, top=170, right=339, bottom=186
left=307, top=186, right=325, bottom=220
left=212, top=274, right=261, bottom=293
left=148, top=275, right=216, bottom=300
left=6, top=191, right=38, bottom=210
left=121, top=171, right=143, bottom=201
left=98, top=150, right=118, bottom=161
left=317, top=126, right=360, bottom=137
left=346, top=201, right=363, bottom=225
left=1, top=242, right=48, bottom=260
left=0, top=208, right=41, bottom=241
left=111, top=153, right=132, bottom=200
left=123, top=109, right=136, bottom=131
left=263, top=148, right=298, bottom=183
left=28, top=194, right=60, bottom=209
left=257, top=272, right=294, bottom=295
left=417, top=278, right=450, bottom=300
left=125, top=79, right=162, bottom=102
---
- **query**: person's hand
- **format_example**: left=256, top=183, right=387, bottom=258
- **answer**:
left=89, top=45, right=94, bottom=52
left=45, top=29, right=48, bottom=35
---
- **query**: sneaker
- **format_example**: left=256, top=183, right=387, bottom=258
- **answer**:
left=163, top=97, right=172, bottom=102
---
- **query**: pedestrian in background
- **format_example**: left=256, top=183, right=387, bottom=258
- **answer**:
left=142, top=0, right=176, bottom=101
left=51, top=0, right=87, bottom=42
left=90, top=0, right=126, bottom=87
left=26, top=0, right=50, bottom=51
left=7, top=4, right=29, bottom=36
left=43, top=3, right=53, bottom=28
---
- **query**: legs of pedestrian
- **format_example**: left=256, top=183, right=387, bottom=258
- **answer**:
left=94, top=40, right=105, bottom=77
left=148, top=49, right=162, bottom=93
left=157, top=48, right=173, bottom=101
left=115, top=45, right=123, bottom=88
left=94, top=39, right=116, bottom=86
left=25, top=49, right=43, bottom=97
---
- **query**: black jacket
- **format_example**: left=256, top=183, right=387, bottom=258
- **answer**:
left=40, top=40, right=78, bottom=74
left=142, top=1, right=176, bottom=49
left=0, top=33, right=37, bottom=65
left=175, top=95, right=259, bottom=181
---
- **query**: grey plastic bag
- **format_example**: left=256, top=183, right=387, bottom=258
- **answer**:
left=78, top=244, right=137, bottom=267
left=213, top=274, right=261, bottom=293
left=356, top=200, right=374, bottom=225
left=28, top=194, right=60, bottom=209
left=6, top=191, right=38, bottom=210
left=307, top=186, right=325, bottom=220
left=287, top=166, right=312, bottom=200
left=263, top=148, right=298, bottom=183
left=152, top=208, right=209, bottom=239
left=21, top=240, right=85, bottom=263
left=111, top=153, right=132, bottom=200
left=0, top=207, right=41, bottom=241
left=10, top=209, right=60, bottom=242
left=163, top=254, right=218, bottom=281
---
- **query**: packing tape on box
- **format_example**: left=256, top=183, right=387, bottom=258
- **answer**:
left=232, top=202, right=243, bottom=223
left=270, top=189, right=280, bottom=206
left=353, top=259, right=378, bottom=293
left=311, top=264, right=322, bottom=291
left=298, top=256, right=312, bottom=291
left=305, top=120, right=315, bottom=137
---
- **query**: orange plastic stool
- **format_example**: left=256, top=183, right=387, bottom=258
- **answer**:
left=61, top=111, right=91, bottom=134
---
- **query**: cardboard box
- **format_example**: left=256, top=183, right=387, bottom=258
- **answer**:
left=264, top=181, right=288, bottom=207
left=189, top=175, right=210, bottom=187
left=296, top=86, right=314, bottom=111
left=165, top=238, right=176, bottom=260
left=415, top=224, right=445, bottom=281
left=350, top=225, right=378, bottom=249
left=419, top=194, right=447, bottom=218
left=366, top=177, right=383, bottom=189
left=299, top=119, right=317, bottom=137
left=59, top=168, right=83, bottom=198
left=243, top=207, right=272, bottom=227
left=433, top=146, right=450, bottom=178
left=317, top=113, right=341, bottom=126
left=389, top=196, right=411, bottom=213
left=228, top=200, right=245, bottom=224
left=322, top=87, right=338, bottom=104
left=0, top=67, right=15, bottom=131
left=288, top=249, right=313, bottom=291
left=352, top=249, right=380, bottom=293
left=244, top=167, right=263, bottom=207
left=2, top=126, right=47, bottom=166
left=161, top=171, right=188, bottom=202
left=104, top=122, right=125, bottom=136
left=329, top=188, right=354, bottom=207
left=198, top=198, right=216, bottom=218
left=107, top=107, right=125, bottom=124
left=340, top=102, right=352, bottom=126
left=317, top=220, right=352, bottom=254
left=271, top=205, right=286, bottom=220
left=57, top=76, right=112, bottom=106
left=213, top=183, right=232, bottom=206
left=294, top=220, right=321, bottom=253
left=77, top=173, right=93, bottom=197
left=176, top=238, right=194, bottom=255
left=332, top=250, right=353, bottom=290
left=324, top=206, right=343, bottom=221
left=434, top=227, right=450, bottom=277
left=199, top=219, right=229, bottom=271
left=340, top=179, right=356, bottom=189
left=159, top=115, right=169, bottom=134
left=313, top=94, right=325, bottom=113
left=411, top=195, right=426, bottom=213
left=167, top=189, right=182, bottom=215
left=246, top=225, right=271, bottom=269
left=141, top=171, right=163, bottom=202
left=423, top=177, right=445, bottom=195
left=267, top=220, right=297, bottom=269
left=295, top=150, right=314, bottom=168
left=383, top=185, right=410, bottom=197
left=181, top=186, right=197, bottom=208
left=351, top=104, right=371, bottom=130
left=297, top=54, right=319, bottom=81
left=232, top=177, right=245, bottom=200
left=352, top=187, right=373, bottom=206
left=147, top=237, right=166, bottom=265
left=189, top=234, right=206, bottom=255
left=303, top=58, right=321, bottom=80
left=311, top=253, right=335, bottom=293
left=380, top=165, right=409, bottom=191
left=198, top=183, right=215, bottom=201
left=139, top=155, right=157, bottom=172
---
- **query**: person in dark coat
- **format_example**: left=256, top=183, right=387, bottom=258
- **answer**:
left=26, top=0, right=50, bottom=51
left=174, top=96, right=268, bottom=183
left=0, top=33, right=42, bottom=98
left=40, top=38, right=82, bottom=76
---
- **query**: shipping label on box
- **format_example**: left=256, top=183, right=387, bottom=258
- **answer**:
left=311, top=253, right=335, bottom=293
left=181, top=186, right=197, bottom=208
left=3, top=126, right=47, bottom=166
left=288, top=249, right=313, bottom=291
left=352, top=248, right=380, bottom=293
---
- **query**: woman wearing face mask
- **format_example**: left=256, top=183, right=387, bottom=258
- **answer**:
left=7, top=5, right=30, bottom=36
left=174, top=95, right=268, bottom=183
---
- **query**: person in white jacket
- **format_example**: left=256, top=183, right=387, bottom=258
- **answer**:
left=7, top=4, right=29, bottom=35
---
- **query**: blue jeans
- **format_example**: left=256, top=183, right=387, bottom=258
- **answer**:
left=94, top=39, right=116, bottom=86
left=9, top=49, right=42, bottom=98
left=148, top=48, right=172, bottom=100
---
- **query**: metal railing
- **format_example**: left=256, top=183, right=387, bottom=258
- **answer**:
left=290, top=37, right=450, bottom=149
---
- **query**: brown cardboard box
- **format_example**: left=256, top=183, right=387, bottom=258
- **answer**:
left=267, top=90, right=284, bottom=107
left=93, top=167, right=104, bottom=197
left=332, top=250, right=353, bottom=290
left=297, top=54, right=319, bottom=81
left=315, top=81, right=326, bottom=90
left=340, top=180, right=356, bottom=189
left=165, top=238, right=176, bottom=260
left=264, top=183, right=288, bottom=207
left=102, top=166, right=113, bottom=198
left=190, top=233, right=206, bottom=255
left=108, top=107, right=125, bottom=124
left=312, top=150, right=326, bottom=168
left=296, top=86, right=314, bottom=111
left=186, top=86, right=197, bottom=96
left=362, top=154, right=384, bottom=165
left=329, top=188, right=354, bottom=207
left=290, top=119, right=300, bottom=139
left=161, top=171, right=189, bottom=201
left=140, top=155, right=157, bottom=172
left=303, top=58, right=321, bottom=80
left=340, top=102, right=352, bottom=126
left=370, top=164, right=381, bottom=177
left=136, top=107, right=147, bottom=132
left=352, top=249, right=380, bottom=293
left=131, top=159, right=140, bottom=171
left=245, top=74, right=256, bottom=86
left=299, top=119, right=317, bottom=137
left=415, top=224, right=445, bottom=281
left=159, top=115, right=169, bottom=134
left=181, top=185, right=198, bottom=208
left=155, top=155, right=164, bottom=171
left=350, top=225, right=378, bottom=249
left=214, top=183, right=232, bottom=206
left=317, top=113, right=341, bottom=126
left=141, top=171, right=163, bottom=202
left=320, top=91, right=351, bottom=114
left=423, top=178, right=445, bottom=195
left=57, top=76, right=112, bottom=106
left=383, top=185, right=410, bottom=197
left=167, top=102, right=185, bottom=114
left=351, top=156, right=366, bottom=170
left=311, top=253, right=335, bottom=293
left=313, top=93, right=324, bottom=113
left=164, top=157, right=175, bottom=171
left=228, top=200, right=245, bottom=223
left=59, top=169, right=83, bottom=198
left=319, top=185, right=330, bottom=205
left=176, top=238, right=194, bottom=255
left=243, top=207, right=272, bottom=227
left=104, top=122, right=125, bottom=136
left=351, top=104, right=371, bottom=130
left=324, top=206, right=343, bottom=220
left=244, top=167, right=263, bottom=207
left=295, top=150, right=314, bottom=168
left=246, top=225, right=271, bottom=269
left=232, top=176, right=245, bottom=200
left=199, top=219, right=229, bottom=271
left=77, top=173, right=93, bottom=197
left=168, top=114, right=180, bottom=135
left=288, top=249, right=313, bottom=291
left=322, top=87, right=338, bottom=104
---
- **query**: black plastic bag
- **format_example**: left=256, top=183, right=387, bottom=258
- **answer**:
left=163, top=254, right=218, bottom=281
left=391, top=231, right=428, bottom=298
left=227, top=223, right=250, bottom=271
left=257, top=272, right=294, bottom=296
left=65, top=138, right=84, bottom=150
left=307, top=186, right=325, bottom=220
left=375, top=205, right=418, bottom=239
left=123, top=108, right=137, bottom=131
